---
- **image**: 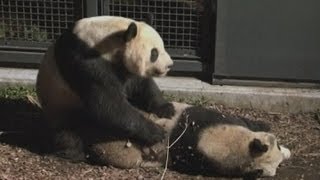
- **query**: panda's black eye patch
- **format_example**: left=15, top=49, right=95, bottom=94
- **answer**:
left=150, top=48, right=159, bottom=63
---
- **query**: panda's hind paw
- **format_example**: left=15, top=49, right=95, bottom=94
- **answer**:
left=153, top=103, right=175, bottom=119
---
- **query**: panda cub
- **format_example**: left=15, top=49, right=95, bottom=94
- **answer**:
left=89, top=102, right=291, bottom=179
left=36, top=16, right=175, bottom=160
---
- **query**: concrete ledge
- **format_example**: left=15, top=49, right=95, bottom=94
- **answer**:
left=1, top=67, right=320, bottom=113
left=154, top=77, right=320, bottom=113
left=0, top=67, right=37, bottom=87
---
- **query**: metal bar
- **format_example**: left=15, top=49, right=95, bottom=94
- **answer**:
left=86, top=0, right=99, bottom=17
left=212, top=77, right=320, bottom=88
left=171, top=59, right=202, bottom=72
left=0, top=50, right=44, bottom=64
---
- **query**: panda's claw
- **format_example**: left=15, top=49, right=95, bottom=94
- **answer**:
left=153, top=102, right=175, bottom=119
left=137, top=122, right=166, bottom=146
left=147, top=133, right=166, bottom=145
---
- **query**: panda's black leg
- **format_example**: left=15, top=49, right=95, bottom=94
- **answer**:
left=75, top=83, right=167, bottom=146
left=243, top=169, right=263, bottom=180
left=53, top=130, right=86, bottom=162
left=44, top=125, right=86, bottom=162
left=44, top=109, right=87, bottom=162
left=240, top=117, right=271, bottom=132
left=126, top=77, right=175, bottom=119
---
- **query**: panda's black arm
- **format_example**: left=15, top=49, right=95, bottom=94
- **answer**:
left=239, top=117, right=271, bottom=132
left=81, top=82, right=166, bottom=146
left=55, top=55, right=166, bottom=145
left=125, top=77, right=175, bottom=118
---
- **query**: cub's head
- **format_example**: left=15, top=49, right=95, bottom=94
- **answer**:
left=122, top=21, right=173, bottom=77
left=197, top=125, right=291, bottom=178
left=248, top=133, right=291, bottom=177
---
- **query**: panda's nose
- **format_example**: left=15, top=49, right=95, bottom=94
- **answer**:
left=167, top=64, right=173, bottom=69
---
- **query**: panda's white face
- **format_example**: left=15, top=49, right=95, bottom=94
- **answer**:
left=123, top=22, right=174, bottom=77
left=251, top=133, right=291, bottom=177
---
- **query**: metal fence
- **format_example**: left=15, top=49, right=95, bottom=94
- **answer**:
left=103, top=0, right=204, bottom=59
left=0, top=0, right=213, bottom=74
left=0, top=0, right=83, bottom=49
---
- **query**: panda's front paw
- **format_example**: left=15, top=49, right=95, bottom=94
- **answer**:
left=153, top=103, right=175, bottom=119
left=139, top=123, right=166, bottom=145
left=147, top=126, right=166, bottom=145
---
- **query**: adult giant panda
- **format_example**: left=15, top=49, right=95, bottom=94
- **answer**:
left=88, top=102, right=291, bottom=179
left=36, top=16, right=175, bottom=160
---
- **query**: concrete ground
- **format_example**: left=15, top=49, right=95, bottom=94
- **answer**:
left=0, top=67, right=320, bottom=113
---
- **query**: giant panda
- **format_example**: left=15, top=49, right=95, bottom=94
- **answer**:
left=35, top=16, right=175, bottom=160
left=88, top=102, right=291, bottom=179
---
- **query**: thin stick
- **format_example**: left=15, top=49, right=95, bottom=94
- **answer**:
left=160, top=115, right=189, bottom=180
left=160, top=137, right=170, bottom=180
left=169, top=116, right=189, bottom=148
left=26, top=95, right=41, bottom=108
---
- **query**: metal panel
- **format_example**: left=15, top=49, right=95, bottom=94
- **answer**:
left=170, top=59, right=202, bottom=72
left=85, top=0, right=99, bottom=17
left=0, top=50, right=44, bottom=64
left=214, top=0, right=320, bottom=82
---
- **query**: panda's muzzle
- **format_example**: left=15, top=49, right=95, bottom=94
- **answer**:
left=153, top=68, right=169, bottom=77
left=151, top=63, right=173, bottom=76
left=154, top=69, right=166, bottom=76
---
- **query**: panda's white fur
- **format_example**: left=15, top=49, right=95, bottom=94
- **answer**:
left=36, top=16, right=176, bottom=160
left=88, top=102, right=291, bottom=178
left=72, top=16, right=172, bottom=77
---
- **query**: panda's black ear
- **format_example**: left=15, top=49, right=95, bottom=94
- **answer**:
left=145, top=13, right=153, bottom=25
left=124, top=22, right=137, bottom=42
left=249, top=138, right=268, bottom=157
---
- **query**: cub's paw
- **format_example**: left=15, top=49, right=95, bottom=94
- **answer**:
left=249, top=120, right=271, bottom=132
left=153, top=103, right=175, bottom=119
left=255, top=121, right=271, bottom=132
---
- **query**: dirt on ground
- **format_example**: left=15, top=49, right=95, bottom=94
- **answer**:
left=0, top=94, right=319, bottom=180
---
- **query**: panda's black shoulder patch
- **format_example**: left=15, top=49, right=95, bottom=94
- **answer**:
left=54, top=26, right=100, bottom=61
left=180, top=106, right=270, bottom=132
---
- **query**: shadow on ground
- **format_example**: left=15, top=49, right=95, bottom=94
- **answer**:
left=0, top=98, right=52, bottom=154
left=1, top=97, right=320, bottom=179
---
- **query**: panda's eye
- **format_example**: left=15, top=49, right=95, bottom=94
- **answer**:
left=150, top=48, right=159, bottom=63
